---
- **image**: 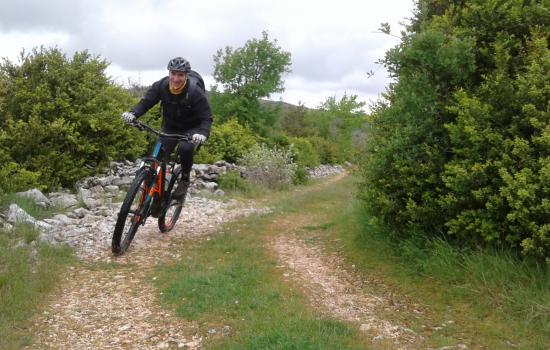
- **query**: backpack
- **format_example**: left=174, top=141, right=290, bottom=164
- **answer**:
left=187, top=70, right=205, bottom=94
left=182, top=70, right=205, bottom=108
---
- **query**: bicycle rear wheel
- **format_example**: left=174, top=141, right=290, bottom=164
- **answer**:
left=158, top=166, right=184, bottom=233
left=112, top=168, right=152, bottom=254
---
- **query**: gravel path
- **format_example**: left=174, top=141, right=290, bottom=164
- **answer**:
left=268, top=172, right=424, bottom=349
left=272, top=236, right=420, bottom=349
left=25, top=169, right=420, bottom=350
left=25, top=196, right=270, bottom=350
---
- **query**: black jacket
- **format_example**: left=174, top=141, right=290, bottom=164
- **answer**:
left=131, top=76, right=212, bottom=137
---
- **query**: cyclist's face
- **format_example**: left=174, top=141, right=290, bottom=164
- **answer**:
left=169, top=70, right=187, bottom=89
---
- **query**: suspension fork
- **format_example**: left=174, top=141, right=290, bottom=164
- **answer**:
left=137, top=164, right=164, bottom=222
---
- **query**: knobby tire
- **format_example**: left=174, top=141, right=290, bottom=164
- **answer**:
left=112, top=168, right=152, bottom=255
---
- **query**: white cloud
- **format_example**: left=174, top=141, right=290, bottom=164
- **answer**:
left=0, top=0, right=416, bottom=109
left=0, top=31, right=72, bottom=59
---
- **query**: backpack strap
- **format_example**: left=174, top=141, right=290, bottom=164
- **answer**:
left=183, top=75, right=198, bottom=108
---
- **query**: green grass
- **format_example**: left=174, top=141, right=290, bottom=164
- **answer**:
left=323, top=178, right=550, bottom=349
left=216, top=172, right=271, bottom=199
left=153, top=178, right=371, bottom=349
left=155, top=173, right=550, bottom=349
left=0, top=224, right=75, bottom=350
left=0, top=193, right=66, bottom=220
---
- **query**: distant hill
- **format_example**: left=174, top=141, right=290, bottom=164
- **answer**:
left=259, top=99, right=308, bottom=114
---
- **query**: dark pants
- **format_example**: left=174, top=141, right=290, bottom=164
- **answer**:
left=159, top=137, right=195, bottom=181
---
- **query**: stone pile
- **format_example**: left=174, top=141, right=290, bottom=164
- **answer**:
left=0, top=161, right=343, bottom=260
left=0, top=160, right=246, bottom=259
left=307, top=164, right=347, bottom=179
left=77, top=159, right=241, bottom=200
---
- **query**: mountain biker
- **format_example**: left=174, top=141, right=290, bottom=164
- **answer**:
left=121, top=57, right=212, bottom=200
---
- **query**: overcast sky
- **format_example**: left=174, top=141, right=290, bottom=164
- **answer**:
left=0, top=0, right=416, bottom=109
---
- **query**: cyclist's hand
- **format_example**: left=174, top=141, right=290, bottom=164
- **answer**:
left=121, top=112, right=136, bottom=124
left=192, top=133, right=207, bottom=145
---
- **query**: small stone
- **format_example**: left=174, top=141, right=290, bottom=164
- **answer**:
left=118, top=324, right=131, bottom=331
left=359, top=324, right=371, bottom=332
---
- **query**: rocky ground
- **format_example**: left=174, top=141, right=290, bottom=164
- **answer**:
left=5, top=164, right=425, bottom=350
left=1, top=161, right=346, bottom=261
left=23, top=197, right=269, bottom=349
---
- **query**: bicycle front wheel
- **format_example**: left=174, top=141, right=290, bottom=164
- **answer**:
left=158, top=166, right=184, bottom=233
left=112, top=168, right=152, bottom=254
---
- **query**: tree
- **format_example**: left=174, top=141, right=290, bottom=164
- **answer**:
left=278, top=103, right=311, bottom=137
left=307, top=94, right=368, bottom=160
left=211, top=31, right=291, bottom=134
left=213, top=31, right=291, bottom=100
left=360, top=0, right=550, bottom=260
left=0, top=47, right=147, bottom=190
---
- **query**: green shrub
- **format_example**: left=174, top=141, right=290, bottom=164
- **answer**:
left=195, top=118, right=258, bottom=164
left=238, top=143, right=297, bottom=190
left=266, top=133, right=291, bottom=149
left=217, top=170, right=251, bottom=193
left=292, top=166, right=309, bottom=185
left=0, top=47, right=147, bottom=190
left=305, top=95, right=367, bottom=162
left=288, top=137, right=320, bottom=168
left=0, top=162, right=42, bottom=193
left=308, top=136, right=343, bottom=165
left=360, top=1, right=550, bottom=260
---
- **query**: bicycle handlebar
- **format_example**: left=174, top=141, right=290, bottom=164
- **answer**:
left=131, top=120, right=193, bottom=142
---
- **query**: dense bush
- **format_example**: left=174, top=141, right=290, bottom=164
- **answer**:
left=0, top=162, right=42, bottom=192
left=308, top=136, right=343, bottom=165
left=195, top=118, right=258, bottom=164
left=239, top=143, right=297, bottom=189
left=278, top=104, right=312, bottom=137
left=217, top=170, right=251, bottom=193
left=292, top=166, right=309, bottom=186
left=360, top=1, right=550, bottom=260
left=0, top=47, right=146, bottom=190
left=306, top=95, right=368, bottom=161
left=288, top=136, right=320, bottom=168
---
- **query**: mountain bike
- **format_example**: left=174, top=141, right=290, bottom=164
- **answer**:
left=112, top=121, right=196, bottom=255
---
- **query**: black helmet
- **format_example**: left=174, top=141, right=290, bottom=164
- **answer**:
left=167, top=57, right=191, bottom=72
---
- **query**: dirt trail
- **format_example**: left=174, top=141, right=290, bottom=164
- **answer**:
left=26, top=199, right=268, bottom=350
left=268, top=173, right=424, bottom=349
left=26, top=172, right=424, bottom=349
left=27, top=262, right=201, bottom=350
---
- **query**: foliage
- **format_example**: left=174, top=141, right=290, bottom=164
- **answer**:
left=238, top=143, right=297, bottom=190
left=213, top=31, right=291, bottom=100
left=288, top=136, right=320, bottom=168
left=278, top=103, right=312, bottom=137
left=292, top=166, right=309, bottom=185
left=360, top=0, right=550, bottom=260
left=195, top=118, right=258, bottom=164
left=217, top=170, right=251, bottom=193
left=0, top=162, right=42, bottom=193
left=306, top=94, right=368, bottom=161
left=307, top=136, right=343, bottom=165
left=209, top=89, right=283, bottom=136
left=0, top=47, right=146, bottom=190
left=265, top=133, right=291, bottom=149
left=211, top=31, right=291, bottom=133
left=0, top=224, right=74, bottom=349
